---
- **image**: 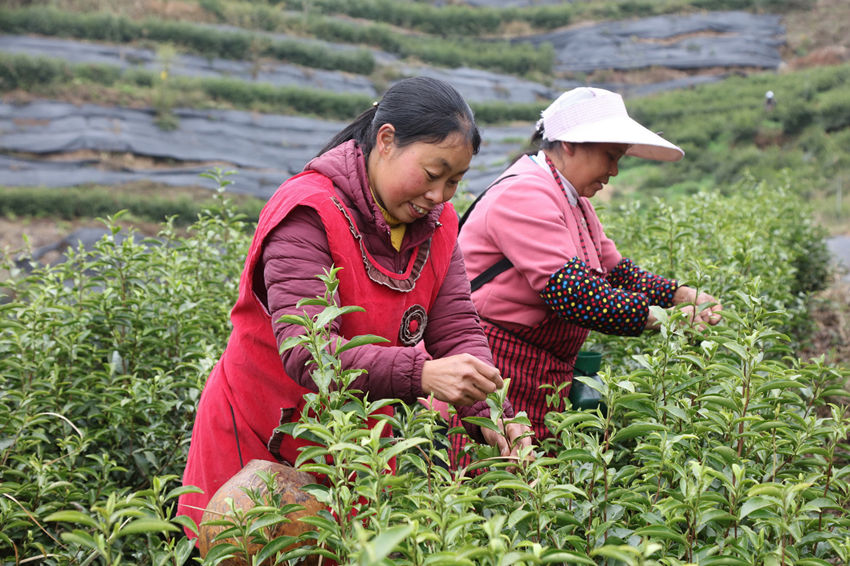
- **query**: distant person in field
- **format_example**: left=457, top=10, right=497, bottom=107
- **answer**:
left=178, top=76, right=532, bottom=535
left=442, top=87, right=723, bottom=460
left=765, top=90, right=776, bottom=111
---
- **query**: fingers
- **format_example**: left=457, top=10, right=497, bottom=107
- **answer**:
left=482, top=422, right=536, bottom=473
left=694, top=295, right=722, bottom=327
left=505, top=423, right=534, bottom=460
left=706, top=306, right=723, bottom=325
left=468, top=355, right=504, bottom=389
left=421, top=355, right=505, bottom=406
left=674, top=291, right=723, bottom=330
left=495, top=430, right=510, bottom=457
left=698, top=294, right=723, bottom=326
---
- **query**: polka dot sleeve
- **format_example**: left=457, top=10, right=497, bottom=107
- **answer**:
left=539, top=257, right=649, bottom=337
left=608, top=258, right=678, bottom=308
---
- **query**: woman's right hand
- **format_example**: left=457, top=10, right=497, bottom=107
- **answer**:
left=421, top=354, right=504, bottom=406
left=645, top=286, right=723, bottom=331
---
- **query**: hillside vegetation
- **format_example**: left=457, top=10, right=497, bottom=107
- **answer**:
left=1, top=0, right=848, bottom=232
left=616, top=63, right=850, bottom=232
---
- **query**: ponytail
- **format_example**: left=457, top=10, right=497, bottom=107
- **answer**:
left=316, top=105, right=378, bottom=157
left=529, top=118, right=558, bottom=151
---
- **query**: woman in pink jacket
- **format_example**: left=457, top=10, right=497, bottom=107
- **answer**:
left=179, top=77, right=531, bottom=532
left=455, top=87, right=723, bottom=449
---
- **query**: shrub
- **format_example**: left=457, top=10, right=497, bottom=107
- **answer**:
left=0, top=52, right=374, bottom=121
left=2, top=169, right=846, bottom=564
left=0, top=6, right=375, bottom=74
left=0, top=53, right=69, bottom=90
left=0, top=185, right=264, bottom=226
left=817, top=89, right=850, bottom=132
left=266, top=0, right=572, bottom=36
left=1, top=188, right=251, bottom=563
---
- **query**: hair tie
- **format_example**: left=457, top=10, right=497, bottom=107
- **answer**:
left=372, top=100, right=379, bottom=108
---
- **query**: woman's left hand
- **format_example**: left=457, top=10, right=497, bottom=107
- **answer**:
left=481, top=420, right=535, bottom=470
left=673, top=286, right=723, bottom=328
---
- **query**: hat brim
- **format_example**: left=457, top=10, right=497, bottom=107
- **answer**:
left=551, top=115, right=684, bottom=162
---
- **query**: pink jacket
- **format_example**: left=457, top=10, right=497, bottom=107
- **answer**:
left=254, top=141, right=511, bottom=439
left=458, top=155, right=623, bottom=328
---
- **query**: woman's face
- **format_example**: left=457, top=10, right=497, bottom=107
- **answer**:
left=368, top=124, right=473, bottom=223
left=564, top=142, right=629, bottom=198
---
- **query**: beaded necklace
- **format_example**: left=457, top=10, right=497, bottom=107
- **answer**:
left=544, top=155, right=601, bottom=263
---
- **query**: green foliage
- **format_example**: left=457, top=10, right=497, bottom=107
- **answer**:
left=0, top=51, right=375, bottom=121
left=263, top=0, right=571, bottom=36
left=0, top=52, right=71, bottom=90
left=0, top=6, right=375, bottom=74
left=471, top=100, right=545, bottom=125
left=1, top=174, right=249, bottom=563
left=0, top=51, right=546, bottom=123
left=1, top=2, right=554, bottom=77
left=256, top=0, right=813, bottom=36
left=616, top=63, right=850, bottom=234
left=197, top=76, right=372, bottom=118
left=597, top=174, right=830, bottom=344
left=0, top=185, right=264, bottom=226
left=2, top=170, right=846, bottom=564
left=288, top=9, right=559, bottom=75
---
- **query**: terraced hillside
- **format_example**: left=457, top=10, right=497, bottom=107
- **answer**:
left=0, top=0, right=848, bottom=231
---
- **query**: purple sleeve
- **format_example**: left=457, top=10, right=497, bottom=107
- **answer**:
left=260, top=206, right=427, bottom=403
left=608, top=257, right=678, bottom=308
left=424, top=244, right=515, bottom=441
left=539, top=257, right=650, bottom=337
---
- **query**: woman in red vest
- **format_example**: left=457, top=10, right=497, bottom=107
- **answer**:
left=179, top=77, right=531, bottom=532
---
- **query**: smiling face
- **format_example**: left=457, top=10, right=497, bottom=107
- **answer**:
left=561, top=142, right=629, bottom=198
left=367, top=124, right=474, bottom=223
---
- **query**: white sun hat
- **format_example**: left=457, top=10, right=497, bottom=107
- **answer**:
left=539, top=87, right=684, bottom=162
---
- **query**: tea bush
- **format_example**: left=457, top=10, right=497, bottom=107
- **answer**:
left=0, top=52, right=549, bottom=124
left=0, top=3, right=553, bottom=77
left=0, top=52, right=547, bottom=126
left=258, top=0, right=810, bottom=36
left=1, top=172, right=847, bottom=564
left=0, top=185, right=264, bottom=226
left=0, top=172, right=249, bottom=564
left=0, top=6, right=375, bottom=75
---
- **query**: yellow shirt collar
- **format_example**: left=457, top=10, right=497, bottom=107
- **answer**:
left=370, top=186, right=407, bottom=251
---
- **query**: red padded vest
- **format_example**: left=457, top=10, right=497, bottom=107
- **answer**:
left=179, top=171, right=458, bottom=529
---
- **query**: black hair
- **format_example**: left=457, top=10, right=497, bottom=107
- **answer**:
left=529, top=122, right=560, bottom=151
left=507, top=121, right=559, bottom=165
left=317, top=76, right=481, bottom=157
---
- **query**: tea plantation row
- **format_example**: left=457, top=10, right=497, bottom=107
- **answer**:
left=1, top=170, right=848, bottom=564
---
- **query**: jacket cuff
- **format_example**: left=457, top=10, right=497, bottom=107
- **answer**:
left=407, top=346, right=431, bottom=402
left=608, top=257, right=677, bottom=307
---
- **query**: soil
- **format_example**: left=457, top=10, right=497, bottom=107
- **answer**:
left=0, top=216, right=164, bottom=267
left=801, top=275, right=850, bottom=366
left=781, top=0, right=850, bottom=66
left=0, top=217, right=101, bottom=255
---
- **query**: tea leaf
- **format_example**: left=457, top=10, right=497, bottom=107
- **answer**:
left=611, top=422, right=666, bottom=443
left=44, top=511, right=98, bottom=529
left=117, top=518, right=180, bottom=536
